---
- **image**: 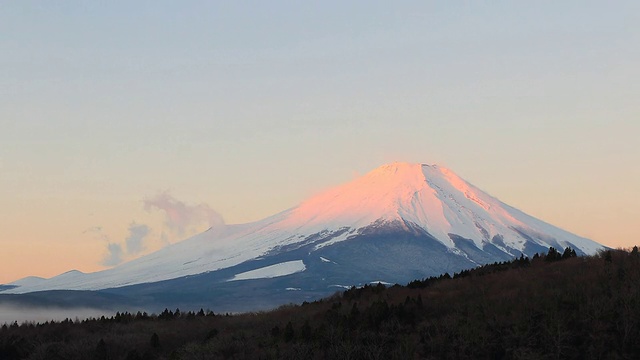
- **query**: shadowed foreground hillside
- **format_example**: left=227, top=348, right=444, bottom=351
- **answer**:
left=1, top=247, right=639, bottom=360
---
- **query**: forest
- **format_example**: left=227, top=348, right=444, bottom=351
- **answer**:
left=1, top=246, right=639, bottom=360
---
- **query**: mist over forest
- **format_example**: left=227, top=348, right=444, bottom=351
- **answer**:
left=0, top=305, right=111, bottom=325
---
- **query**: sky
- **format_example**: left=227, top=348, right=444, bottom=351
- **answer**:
left=1, top=1, right=639, bottom=284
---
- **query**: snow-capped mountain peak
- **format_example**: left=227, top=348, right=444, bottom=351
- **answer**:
left=3, top=162, right=604, bottom=295
left=282, top=162, right=426, bottom=230
left=281, top=162, right=534, bottom=250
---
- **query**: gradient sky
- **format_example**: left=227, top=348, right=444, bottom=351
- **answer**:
left=1, top=1, right=639, bottom=284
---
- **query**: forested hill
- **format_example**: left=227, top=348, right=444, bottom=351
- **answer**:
left=2, top=247, right=639, bottom=360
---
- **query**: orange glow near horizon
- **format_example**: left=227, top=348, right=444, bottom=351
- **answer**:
left=1, top=161, right=637, bottom=285
left=2, top=2, right=639, bottom=286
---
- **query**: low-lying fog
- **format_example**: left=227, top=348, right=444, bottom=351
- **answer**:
left=0, top=305, right=113, bottom=325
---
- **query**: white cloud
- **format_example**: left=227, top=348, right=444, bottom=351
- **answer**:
left=125, top=223, right=149, bottom=254
left=88, top=193, right=224, bottom=267
left=102, top=243, right=123, bottom=266
left=143, top=191, right=225, bottom=238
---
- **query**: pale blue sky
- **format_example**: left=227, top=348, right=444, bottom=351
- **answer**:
left=1, top=1, right=639, bottom=282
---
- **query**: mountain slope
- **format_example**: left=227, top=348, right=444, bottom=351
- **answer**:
left=3, top=162, right=603, bottom=298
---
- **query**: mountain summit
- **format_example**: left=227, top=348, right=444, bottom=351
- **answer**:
left=284, top=162, right=599, bottom=254
left=2, top=162, right=604, bottom=311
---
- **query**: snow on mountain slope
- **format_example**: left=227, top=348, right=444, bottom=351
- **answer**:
left=8, top=276, right=47, bottom=288
left=227, top=260, right=306, bottom=282
left=4, top=162, right=603, bottom=294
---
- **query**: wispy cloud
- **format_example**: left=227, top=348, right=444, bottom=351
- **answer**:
left=144, top=191, right=225, bottom=237
left=125, top=223, right=149, bottom=255
left=87, top=193, right=224, bottom=267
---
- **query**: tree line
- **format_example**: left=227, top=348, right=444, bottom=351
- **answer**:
left=1, top=246, right=639, bottom=359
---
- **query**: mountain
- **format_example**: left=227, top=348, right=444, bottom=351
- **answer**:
left=0, top=162, right=604, bottom=312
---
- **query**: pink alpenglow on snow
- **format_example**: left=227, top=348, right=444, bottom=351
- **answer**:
left=4, top=162, right=603, bottom=294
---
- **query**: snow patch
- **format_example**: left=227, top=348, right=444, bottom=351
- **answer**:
left=328, top=285, right=352, bottom=289
left=370, top=281, right=393, bottom=285
left=319, top=256, right=337, bottom=264
left=313, top=231, right=353, bottom=251
left=227, top=260, right=306, bottom=282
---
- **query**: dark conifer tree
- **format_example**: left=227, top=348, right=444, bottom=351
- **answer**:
left=150, top=333, right=160, bottom=348
left=95, top=338, right=107, bottom=360
left=300, top=320, right=312, bottom=341
left=284, top=321, right=295, bottom=342
left=546, top=247, right=560, bottom=262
